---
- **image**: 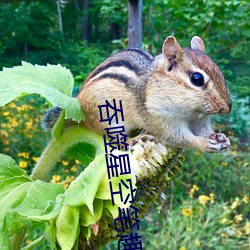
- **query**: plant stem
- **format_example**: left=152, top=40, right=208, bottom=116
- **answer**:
left=30, top=126, right=104, bottom=181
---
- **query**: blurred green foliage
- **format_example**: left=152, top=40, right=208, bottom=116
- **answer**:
left=0, top=0, right=249, bottom=97
left=0, top=0, right=249, bottom=248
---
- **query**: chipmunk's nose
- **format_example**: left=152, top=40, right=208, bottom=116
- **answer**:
left=219, top=101, right=232, bottom=114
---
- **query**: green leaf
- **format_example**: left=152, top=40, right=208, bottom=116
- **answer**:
left=45, top=220, right=56, bottom=249
left=26, top=200, right=63, bottom=222
left=66, top=142, right=96, bottom=166
left=0, top=154, right=30, bottom=181
left=0, top=181, right=64, bottom=238
left=103, top=200, right=119, bottom=218
left=0, top=182, right=32, bottom=217
left=0, top=176, right=31, bottom=201
left=3, top=210, right=32, bottom=237
left=0, top=62, right=85, bottom=122
left=63, top=155, right=107, bottom=213
left=80, top=226, right=92, bottom=240
left=0, top=231, right=10, bottom=250
left=20, top=181, right=64, bottom=213
left=96, top=172, right=136, bottom=208
left=56, top=205, right=80, bottom=250
left=0, top=154, right=65, bottom=244
left=64, top=153, right=136, bottom=213
left=79, top=199, right=103, bottom=227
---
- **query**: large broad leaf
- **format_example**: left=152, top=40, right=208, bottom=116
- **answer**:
left=0, top=154, right=30, bottom=181
left=20, top=181, right=64, bottom=212
left=0, top=62, right=84, bottom=121
left=0, top=176, right=32, bottom=201
left=64, top=153, right=136, bottom=213
left=56, top=205, right=80, bottom=250
left=0, top=154, right=65, bottom=247
left=79, top=199, right=103, bottom=227
left=63, top=155, right=107, bottom=214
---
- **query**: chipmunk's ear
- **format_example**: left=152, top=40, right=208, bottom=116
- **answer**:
left=162, top=36, right=184, bottom=63
left=191, top=36, right=205, bottom=52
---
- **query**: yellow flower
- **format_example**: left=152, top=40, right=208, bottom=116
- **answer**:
left=189, top=184, right=199, bottom=197
left=221, top=232, right=227, bottom=238
left=3, top=138, right=9, bottom=145
left=26, top=121, right=33, bottom=129
left=3, top=111, right=9, bottom=116
left=32, top=157, right=39, bottom=162
left=9, top=102, right=16, bottom=108
left=209, top=193, right=215, bottom=204
left=70, top=165, right=77, bottom=172
left=51, top=175, right=61, bottom=183
left=75, top=159, right=81, bottom=165
left=182, top=207, right=192, bottom=217
left=62, top=160, right=69, bottom=166
left=221, top=162, right=228, bottom=167
left=236, top=229, right=242, bottom=237
left=244, top=221, right=250, bottom=234
left=194, top=238, right=201, bottom=247
left=19, top=161, right=28, bottom=169
left=4, top=147, right=10, bottom=152
left=17, top=105, right=30, bottom=112
left=179, top=247, right=186, bottom=250
left=231, top=198, right=240, bottom=209
left=63, top=182, right=69, bottom=189
left=232, top=150, right=237, bottom=156
left=11, top=119, right=18, bottom=127
left=198, top=195, right=210, bottom=206
left=235, top=157, right=242, bottom=163
left=234, top=214, right=243, bottom=224
left=66, top=176, right=75, bottom=182
left=18, top=152, right=30, bottom=159
left=0, top=130, right=8, bottom=138
left=243, top=195, right=248, bottom=204
left=220, top=217, right=228, bottom=224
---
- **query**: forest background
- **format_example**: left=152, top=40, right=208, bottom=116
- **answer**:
left=0, top=0, right=249, bottom=249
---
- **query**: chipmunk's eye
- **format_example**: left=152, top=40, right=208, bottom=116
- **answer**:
left=190, top=72, right=204, bottom=87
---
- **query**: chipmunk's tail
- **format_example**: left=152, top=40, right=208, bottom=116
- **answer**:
left=41, top=106, right=62, bottom=130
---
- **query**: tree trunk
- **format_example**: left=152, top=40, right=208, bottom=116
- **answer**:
left=56, top=0, right=63, bottom=36
left=82, top=0, right=89, bottom=41
left=128, top=0, right=142, bottom=49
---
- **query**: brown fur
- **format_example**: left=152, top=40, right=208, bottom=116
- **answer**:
left=77, top=36, right=232, bottom=152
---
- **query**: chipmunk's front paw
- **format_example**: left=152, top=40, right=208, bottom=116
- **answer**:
left=206, top=133, right=230, bottom=152
left=128, top=133, right=156, bottom=152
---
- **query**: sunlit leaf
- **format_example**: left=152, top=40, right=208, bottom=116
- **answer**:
left=0, top=62, right=85, bottom=121
left=56, top=205, right=80, bottom=250
left=0, top=154, right=30, bottom=181
left=63, top=155, right=107, bottom=213
left=79, top=199, right=103, bottom=227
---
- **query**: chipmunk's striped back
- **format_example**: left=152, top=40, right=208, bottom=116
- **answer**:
left=83, top=48, right=155, bottom=89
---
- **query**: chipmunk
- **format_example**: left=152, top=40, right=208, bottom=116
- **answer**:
left=44, top=36, right=232, bottom=153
